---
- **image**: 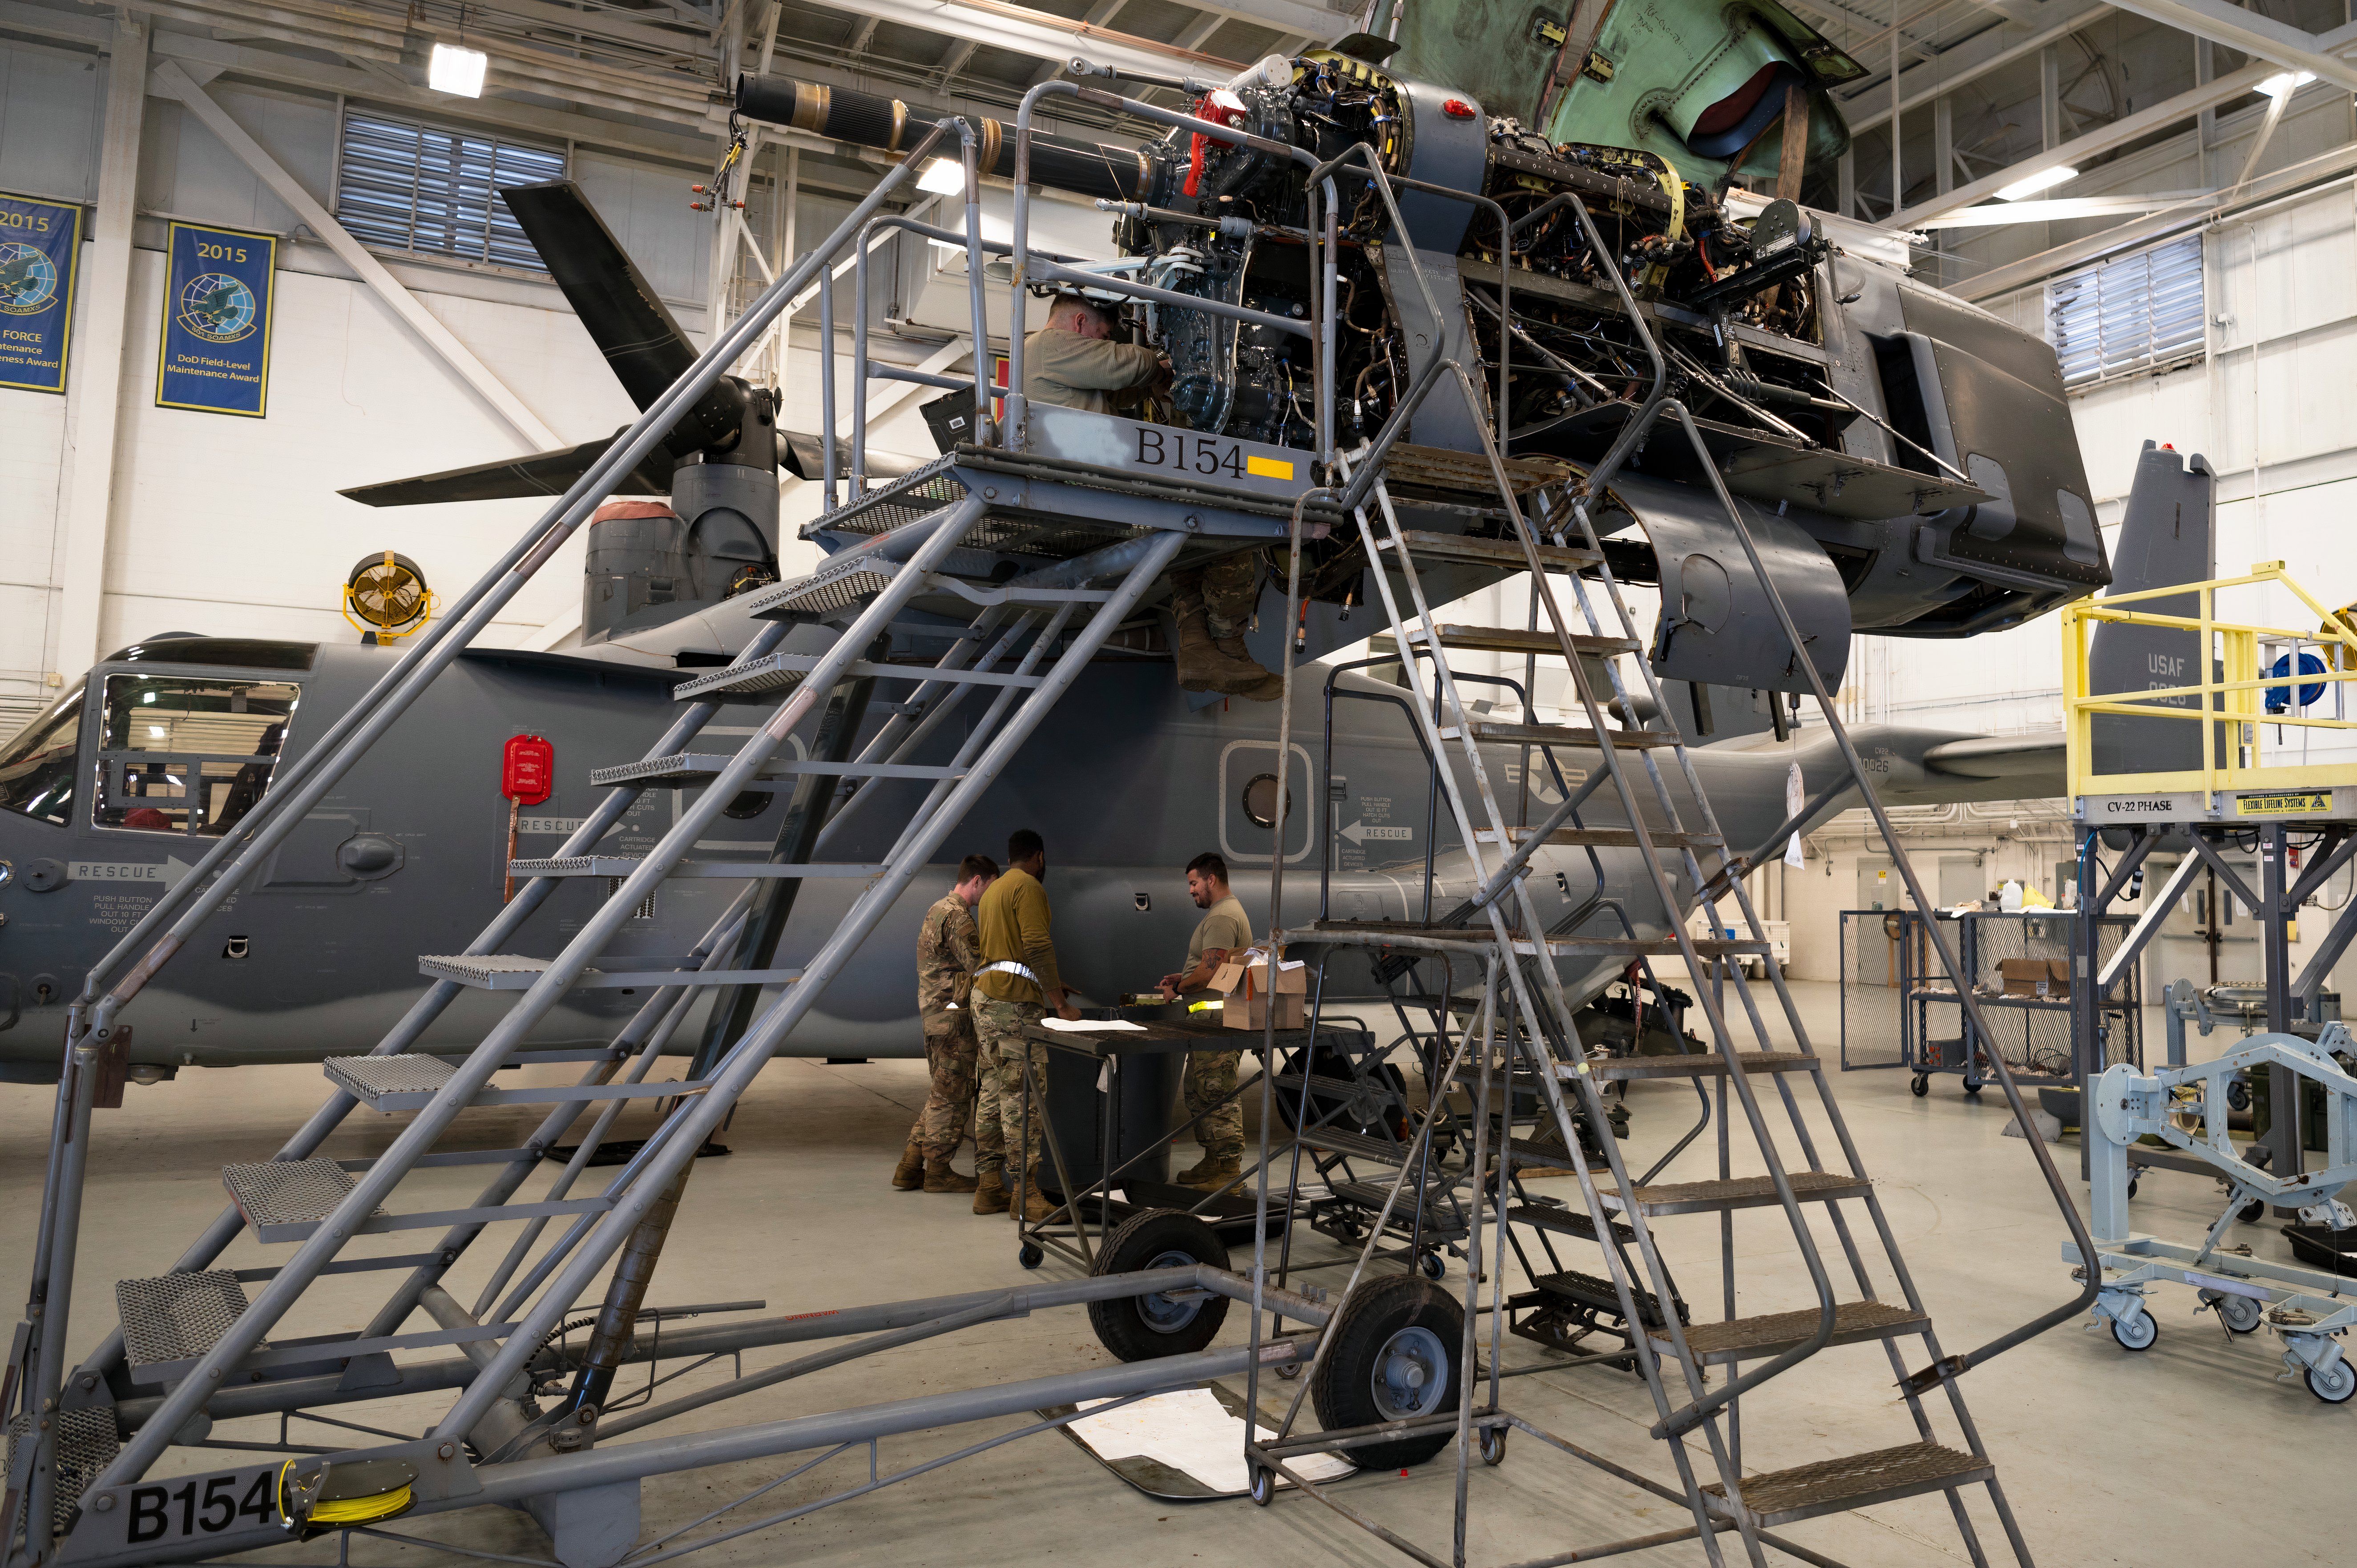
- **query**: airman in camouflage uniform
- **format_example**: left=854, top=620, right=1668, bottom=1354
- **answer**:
left=1171, top=550, right=1279, bottom=700
left=892, top=856, right=997, bottom=1195
left=971, top=830, right=1077, bottom=1220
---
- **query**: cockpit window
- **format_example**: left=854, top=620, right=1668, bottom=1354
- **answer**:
left=0, top=686, right=87, bottom=826
left=95, top=674, right=301, bottom=836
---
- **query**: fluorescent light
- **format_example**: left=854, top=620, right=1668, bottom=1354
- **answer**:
left=917, top=157, right=965, bottom=195
left=1995, top=164, right=2076, bottom=201
left=429, top=42, right=488, bottom=97
left=2260, top=70, right=2314, bottom=99
left=146, top=726, right=166, bottom=739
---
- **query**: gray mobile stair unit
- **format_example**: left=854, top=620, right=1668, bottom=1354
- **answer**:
left=4, top=86, right=2110, bottom=1568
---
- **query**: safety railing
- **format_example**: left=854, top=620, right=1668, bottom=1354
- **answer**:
left=2062, top=561, right=2357, bottom=798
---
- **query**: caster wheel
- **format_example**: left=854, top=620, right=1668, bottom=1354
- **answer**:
left=2109, top=1306, right=2158, bottom=1351
left=1275, top=1362, right=1301, bottom=1381
left=1479, top=1426, right=1507, bottom=1466
left=1017, top=1242, right=1045, bottom=1270
left=1911, top=1074, right=1930, bottom=1097
left=2305, top=1359, right=2357, bottom=1404
left=2238, top=1199, right=2267, bottom=1224
left=2215, top=1293, right=2264, bottom=1335
left=1417, top=1250, right=1446, bottom=1281
left=2127, top=1177, right=2140, bottom=1202
left=1248, top=1464, right=1276, bottom=1506
left=1961, top=1078, right=1983, bottom=1096
left=2227, top=1079, right=2251, bottom=1113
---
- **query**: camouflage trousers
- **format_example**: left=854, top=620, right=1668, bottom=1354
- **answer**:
left=972, top=997, right=1047, bottom=1177
left=1170, top=551, right=1264, bottom=641
left=906, top=1019, right=978, bottom=1163
left=1182, top=1048, right=1244, bottom=1161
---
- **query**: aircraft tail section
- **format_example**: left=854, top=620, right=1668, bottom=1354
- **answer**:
left=2087, top=442, right=2215, bottom=781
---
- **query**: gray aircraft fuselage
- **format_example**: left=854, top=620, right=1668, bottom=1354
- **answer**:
left=0, top=604, right=2034, bottom=1080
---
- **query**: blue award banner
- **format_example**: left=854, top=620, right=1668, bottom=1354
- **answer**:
left=156, top=221, right=276, bottom=417
left=0, top=192, right=81, bottom=394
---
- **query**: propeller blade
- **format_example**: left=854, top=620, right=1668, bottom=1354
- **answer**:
left=778, top=431, right=930, bottom=484
left=339, top=435, right=673, bottom=507
left=499, top=181, right=701, bottom=414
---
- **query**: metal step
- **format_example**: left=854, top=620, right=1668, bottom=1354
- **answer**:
left=1375, top=528, right=1598, bottom=572
left=324, top=1055, right=709, bottom=1114
left=590, top=754, right=963, bottom=788
left=674, top=650, right=1044, bottom=704
left=222, top=1160, right=386, bottom=1244
left=1599, top=1170, right=1872, bottom=1217
left=509, top=857, right=885, bottom=879
left=1328, top=1179, right=1470, bottom=1235
left=1584, top=1051, right=1822, bottom=1081
left=744, top=557, right=903, bottom=620
left=1405, top=623, right=1637, bottom=658
left=1501, top=1138, right=1606, bottom=1173
left=1477, top=825, right=1720, bottom=851
left=1302, top=922, right=1767, bottom=961
left=5, top=1407, right=117, bottom=1538
left=1526, top=1269, right=1679, bottom=1330
left=416, top=955, right=804, bottom=991
left=1440, top=721, right=1677, bottom=751
left=116, top=1271, right=267, bottom=1367
left=1296, top=1125, right=1415, bottom=1165
left=1506, top=1202, right=1636, bottom=1245
left=1650, top=1300, right=1930, bottom=1366
left=1701, top=1442, right=1994, bottom=1528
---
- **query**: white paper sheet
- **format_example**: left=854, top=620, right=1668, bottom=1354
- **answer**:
left=1040, top=1017, right=1150, bottom=1032
left=1068, top=1388, right=1356, bottom=1494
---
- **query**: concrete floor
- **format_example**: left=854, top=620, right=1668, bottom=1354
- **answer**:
left=2, top=980, right=2342, bottom=1568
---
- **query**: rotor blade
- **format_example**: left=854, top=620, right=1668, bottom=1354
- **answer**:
left=499, top=180, right=701, bottom=414
left=339, top=435, right=674, bottom=507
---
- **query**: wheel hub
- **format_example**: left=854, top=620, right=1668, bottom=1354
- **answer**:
left=1138, top=1247, right=1204, bottom=1333
left=1371, top=1325, right=1448, bottom=1420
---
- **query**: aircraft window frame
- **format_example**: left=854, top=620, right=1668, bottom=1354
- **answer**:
left=0, top=684, right=90, bottom=827
left=89, top=670, right=304, bottom=838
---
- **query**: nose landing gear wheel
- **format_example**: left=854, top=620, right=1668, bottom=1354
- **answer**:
left=1309, top=1274, right=1465, bottom=1470
left=2109, top=1305, right=2158, bottom=1351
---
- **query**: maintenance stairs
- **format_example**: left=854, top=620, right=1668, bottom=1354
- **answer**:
left=1241, top=450, right=2035, bottom=1568
left=1, top=462, right=1216, bottom=1560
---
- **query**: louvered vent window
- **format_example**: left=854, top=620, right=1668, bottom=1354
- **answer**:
left=334, top=111, right=565, bottom=271
left=2047, top=233, right=2205, bottom=390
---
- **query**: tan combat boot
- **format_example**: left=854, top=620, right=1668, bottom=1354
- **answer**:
left=1177, top=1155, right=1242, bottom=1192
left=891, top=1137, right=924, bottom=1191
left=1018, top=1166, right=1058, bottom=1223
left=924, top=1157, right=979, bottom=1194
left=972, top=1169, right=1010, bottom=1214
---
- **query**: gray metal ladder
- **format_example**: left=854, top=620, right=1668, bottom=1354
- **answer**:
left=45, top=484, right=1181, bottom=1513
left=1241, top=442, right=2035, bottom=1566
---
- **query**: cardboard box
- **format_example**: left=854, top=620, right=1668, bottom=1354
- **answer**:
left=1209, top=953, right=1308, bottom=1031
left=1998, top=958, right=2070, bottom=999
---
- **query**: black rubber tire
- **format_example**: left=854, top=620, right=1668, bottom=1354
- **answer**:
left=2238, top=1198, right=2267, bottom=1224
left=2227, top=1078, right=2251, bottom=1113
left=2110, top=1306, right=2158, bottom=1351
left=1017, top=1242, right=1044, bottom=1270
left=2127, top=1177, right=2139, bottom=1202
left=1479, top=1425, right=1507, bottom=1466
left=1911, top=1074, right=1930, bottom=1097
left=1310, top=1274, right=1465, bottom=1470
left=2216, top=1293, right=2263, bottom=1335
left=2305, top=1359, right=2357, bottom=1404
left=1417, top=1250, right=1446, bottom=1281
left=1961, top=1079, right=1982, bottom=1096
left=1086, top=1209, right=1231, bottom=1362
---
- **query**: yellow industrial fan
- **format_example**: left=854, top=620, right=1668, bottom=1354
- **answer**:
left=342, top=551, right=433, bottom=641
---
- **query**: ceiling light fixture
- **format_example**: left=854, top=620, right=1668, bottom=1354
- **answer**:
left=1995, top=164, right=2076, bottom=201
left=430, top=41, right=488, bottom=98
left=917, top=157, right=966, bottom=195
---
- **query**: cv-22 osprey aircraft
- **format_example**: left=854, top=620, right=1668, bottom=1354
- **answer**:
left=0, top=8, right=2106, bottom=1086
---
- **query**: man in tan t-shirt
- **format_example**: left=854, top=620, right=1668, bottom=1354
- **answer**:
left=1159, top=852, right=1252, bottom=1189
left=1023, top=298, right=1162, bottom=414
left=971, top=828, right=1078, bottom=1221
